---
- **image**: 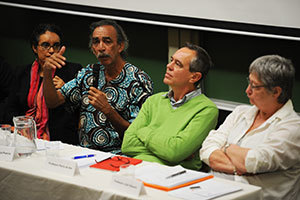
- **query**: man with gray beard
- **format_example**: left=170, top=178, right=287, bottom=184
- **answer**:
left=42, top=19, right=153, bottom=153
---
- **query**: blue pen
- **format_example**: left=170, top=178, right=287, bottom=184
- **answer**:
left=73, top=154, right=95, bottom=159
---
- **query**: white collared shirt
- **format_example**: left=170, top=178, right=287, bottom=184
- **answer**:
left=200, top=100, right=300, bottom=200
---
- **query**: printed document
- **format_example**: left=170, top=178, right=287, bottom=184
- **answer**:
left=169, top=178, right=242, bottom=200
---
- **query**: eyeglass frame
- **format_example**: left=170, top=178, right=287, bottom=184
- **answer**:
left=109, top=156, right=130, bottom=169
left=38, top=42, right=61, bottom=52
left=95, top=156, right=130, bottom=169
left=246, top=77, right=266, bottom=89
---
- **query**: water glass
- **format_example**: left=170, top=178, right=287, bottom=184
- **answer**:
left=13, top=116, right=37, bottom=157
left=119, top=164, right=135, bottom=177
left=0, top=124, right=13, bottom=146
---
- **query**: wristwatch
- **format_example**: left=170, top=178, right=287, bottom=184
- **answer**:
left=223, top=143, right=230, bottom=154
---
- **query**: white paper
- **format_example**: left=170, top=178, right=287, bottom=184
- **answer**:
left=45, top=156, right=79, bottom=176
left=169, top=179, right=242, bottom=200
left=0, top=145, right=15, bottom=161
left=0, top=128, right=13, bottom=146
left=111, top=174, right=145, bottom=197
left=35, top=139, right=64, bottom=151
left=135, top=164, right=211, bottom=188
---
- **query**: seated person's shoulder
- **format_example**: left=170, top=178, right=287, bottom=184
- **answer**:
left=140, top=92, right=167, bottom=104
left=126, top=63, right=152, bottom=80
left=226, top=104, right=252, bottom=118
left=14, top=64, right=31, bottom=78
left=197, top=95, right=218, bottom=109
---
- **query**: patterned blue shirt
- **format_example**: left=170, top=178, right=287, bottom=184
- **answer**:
left=60, top=62, right=153, bottom=153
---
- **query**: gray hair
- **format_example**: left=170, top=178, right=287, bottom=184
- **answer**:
left=183, top=43, right=213, bottom=88
left=249, top=55, right=295, bottom=104
left=88, top=19, right=129, bottom=59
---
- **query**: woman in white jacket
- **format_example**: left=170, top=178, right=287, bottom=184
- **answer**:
left=200, top=55, right=300, bottom=200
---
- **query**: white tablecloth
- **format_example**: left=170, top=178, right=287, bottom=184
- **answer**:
left=0, top=143, right=261, bottom=200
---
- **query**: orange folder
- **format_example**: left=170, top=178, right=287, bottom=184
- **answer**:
left=141, top=174, right=214, bottom=191
left=90, top=156, right=142, bottom=171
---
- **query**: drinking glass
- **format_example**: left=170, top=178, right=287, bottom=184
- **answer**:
left=13, top=116, right=37, bottom=157
left=0, top=124, right=13, bottom=146
left=119, top=164, right=135, bottom=177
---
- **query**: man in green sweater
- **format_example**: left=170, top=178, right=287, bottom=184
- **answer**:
left=121, top=43, right=218, bottom=171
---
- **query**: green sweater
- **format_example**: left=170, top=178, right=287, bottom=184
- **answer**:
left=121, top=92, right=218, bottom=170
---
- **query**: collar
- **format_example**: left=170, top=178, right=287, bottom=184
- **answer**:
left=243, top=99, right=294, bottom=124
left=163, top=88, right=202, bottom=109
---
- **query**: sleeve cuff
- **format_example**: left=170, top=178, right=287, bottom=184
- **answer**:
left=59, top=88, right=67, bottom=98
left=245, top=150, right=257, bottom=173
left=200, top=146, right=219, bottom=165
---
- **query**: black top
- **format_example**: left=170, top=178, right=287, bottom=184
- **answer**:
left=0, top=57, right=14, bottom=105
left=1, top=61, right=82, bottom=145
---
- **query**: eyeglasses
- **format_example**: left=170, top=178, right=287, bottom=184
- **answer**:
left=38, top=42, right=61, bottom=51
left=246, top=77, right=266, bottom=89
left=95, top=156, right=130, bottom=168
left=109, top=156, right=130, bottom=168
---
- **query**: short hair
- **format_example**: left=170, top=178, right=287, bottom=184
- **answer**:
left=30, top=23, right=63, bottom=51
left=249, top=55, right=295, bottom=104
left=88, top=19, right=129, bottom=59
left=183, top=43, right=213, bottom=88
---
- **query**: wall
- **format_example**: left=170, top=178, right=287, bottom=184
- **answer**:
left=202, top=31, right=300, bottom=112
left=45, top=0, right=300, bottom=30
left=1, top=3, right=300, bottom=112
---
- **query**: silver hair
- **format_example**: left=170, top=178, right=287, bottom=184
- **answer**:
left=249, top=55, right=295, bottom=104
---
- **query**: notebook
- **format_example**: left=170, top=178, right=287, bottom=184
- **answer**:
left=135, top=164, right=213, bottom=191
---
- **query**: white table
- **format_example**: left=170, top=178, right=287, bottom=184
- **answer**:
left=0, top=143, right=261, bottom=200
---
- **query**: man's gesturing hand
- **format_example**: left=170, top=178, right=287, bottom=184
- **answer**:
left=88, top=87, right=112, bottom=115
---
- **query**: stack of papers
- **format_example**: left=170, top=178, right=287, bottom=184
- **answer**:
left=35, top=139, right=63, bottom=150
left=135, top=164, right=213, bottom=191
left=169, top=179, right=242, bottom=200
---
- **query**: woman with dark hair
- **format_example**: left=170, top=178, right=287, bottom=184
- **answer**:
left=3, top=23, right=82, bottom=144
